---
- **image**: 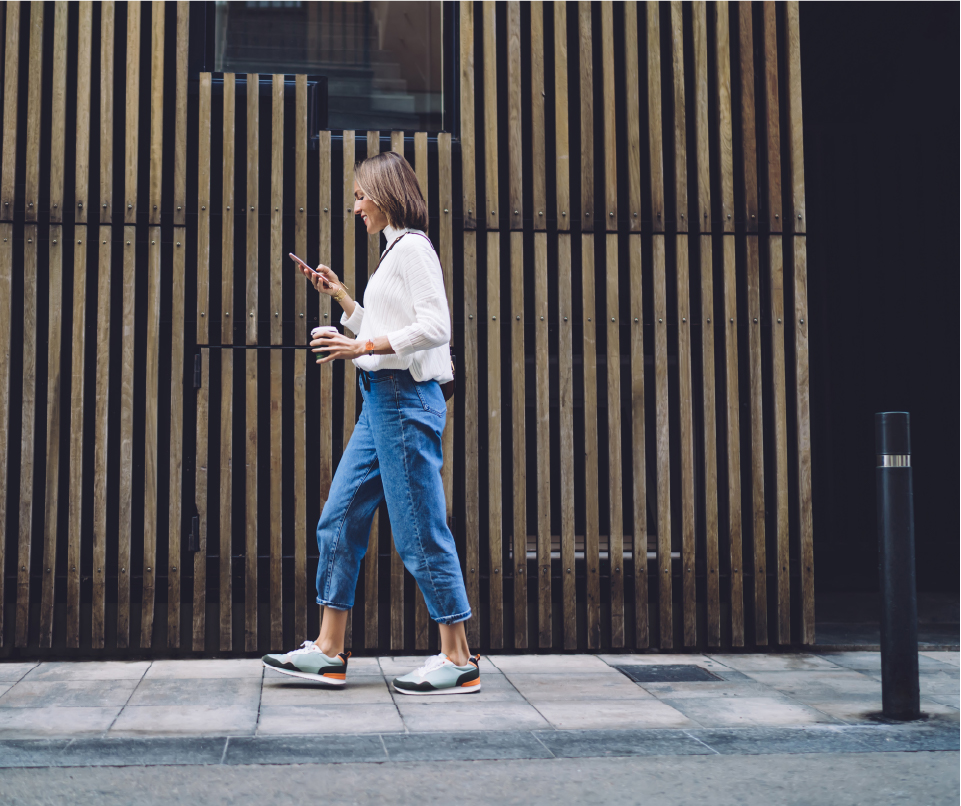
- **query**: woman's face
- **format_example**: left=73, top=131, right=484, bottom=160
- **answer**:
left=354, top=181, right=389, bottom=234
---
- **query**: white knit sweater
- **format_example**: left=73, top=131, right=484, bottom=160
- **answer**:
left=340, top=225, right=453, bottom=383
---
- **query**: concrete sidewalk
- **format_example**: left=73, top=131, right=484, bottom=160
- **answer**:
left=0, top=650, right=957, bottom=767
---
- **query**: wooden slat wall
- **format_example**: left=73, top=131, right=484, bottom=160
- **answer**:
left=0, top=1, right=815, bottom=656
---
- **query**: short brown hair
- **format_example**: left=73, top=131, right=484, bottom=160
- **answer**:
left=355, top=150, right=428, bottom=231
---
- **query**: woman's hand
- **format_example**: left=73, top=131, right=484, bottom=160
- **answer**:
left=311, top=329, right=363, bottom=364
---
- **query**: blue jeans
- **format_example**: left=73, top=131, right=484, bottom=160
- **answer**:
left=315, top=368, right=471, bottom=625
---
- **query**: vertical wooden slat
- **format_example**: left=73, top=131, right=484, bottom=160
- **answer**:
left=172, top=1, right=187, bottom=226
left=90, top=5, right=114, bottom=649
left=557, top=233, right=576, bottom=648
left=39, top=226, right=63, bottom=648
left=462, top=230, right=480, bottom=649
left=141, top=231, right=161, bottom=648
left=531, top=2, right=546, bottom=228
left=624, top=2, right=640, bottom=230
left=785, top=0, right=814, bottom=645
left=510, top=231, right=526, bottom=648
left=317, top=130, right=333, bottom=555
left=602, top=0, right=622, bottom=648
left=601, top=1, right=616, bottom=229
left=66, top=1, right=93, bottom=648
left=167, top=0, right=189, bottom=648
left=293, top=73, right=308, bottom=644
left=531, top=6, right=553, bottom=647
left=268, top=73, right=284, bottom=652
left=482, top=2, right=497, bottom=231
left=39, top=2, right=68, bottom=648
left=582, top=235, right=600, bottom=649
left=606, top=235, right=624, bottom=647
left=15, top=2, right=44, bottom=647
left=364, top=508, right=378, bottom=648
left=219, top=73, right=235, bottom=651
left=433, top=131, right=455, bottom=650
left=486, top=231, right=503, bottom=649
left=141, top=2, right=165, bottom=648
left=647, top=3, right=672, bottom=648
left=244, top=73, right=259, bottom=653
left=534, top=228, right=550, bottom=648
left=628, top=235, right=647, bottom=648
left=760, top=1, right=789, bottom=645
left=459, top=0, right=476, bottom=230
left=116, top=0, right=140, bottom=649
left=147, top=1, right=163, bottom=226
left=669, top=1, right=696, bottom=647
left=414, top=132, right=428, bottom=208
left=692, top=2, right=719, bottom=646
left=717, top=0, right=743, bottom=649
left=194, top=71, right=212, bottom=652
left=0, top=0, right=21, bottom=644
left=554, top=1, right=570, bottom=228
left=0, top=224, right=10, bottom=647
left=578, top=1, right=593, bottom=232
left=507, top=1, right=522, bottom=230
left=737, top=2, right=767, bottom=646
left=1, top=1, right=20, bottom=218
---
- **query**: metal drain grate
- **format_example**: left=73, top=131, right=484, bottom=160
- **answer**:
left=616, top=665, right=722, bottom=683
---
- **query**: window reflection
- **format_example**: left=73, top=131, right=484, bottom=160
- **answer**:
left=215, top=1, right=443, bottom=132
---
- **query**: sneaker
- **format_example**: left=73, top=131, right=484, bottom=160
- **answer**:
left=392, top=653, right=482, bottom=695
left=262, top=641, right=351, bottom=686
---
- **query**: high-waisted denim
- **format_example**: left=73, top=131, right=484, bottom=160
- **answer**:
left=315, top=368, right=471, bottom=625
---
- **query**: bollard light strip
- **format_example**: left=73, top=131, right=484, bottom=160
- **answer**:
left=877, top=455, right=911, bottom=468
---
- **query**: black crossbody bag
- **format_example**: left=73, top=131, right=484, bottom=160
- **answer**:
left=376, top=231, right=455, bottom=401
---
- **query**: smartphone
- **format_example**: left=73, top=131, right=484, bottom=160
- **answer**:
left=289, top=252, right=330, bottom=288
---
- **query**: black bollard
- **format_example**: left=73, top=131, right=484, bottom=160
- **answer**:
left=875, top=412, right=920, bottom=720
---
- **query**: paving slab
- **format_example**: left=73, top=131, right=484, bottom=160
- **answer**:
left=225, top=734, right=387, bottom=765
left=640, top=679, right=771, bottom=700
left=487, top=654, right=609, bottom=673
left=21, top=661, right=150, bottom=682
left=504, top=671, right=654, bottom=702
left=255, top=703, right=403, bottom=735
left=395, top=700, right=551, bottom=732
left=688, top=726, right=869, bottom=755
left=0, top=663, right=39, bottom=682
left=788, top=693, right=958, bottom=724
left=921, top=651, right=960, bottom=667
left=56, top=736, right=227, bottom=767
left=599, top=654, right=729, bottom=671
left=662, top=696, right=836, bottom=728
left=144, top=660, right=264, bottom=679
left=261, top=677, right=393, bottom=705
left=126, top=677, right=261, bottom=708
left=844, top=724, right=961, bottom=752
left=0, top=706, right=121, bottom=738
left=742, top=669, right=882, bottom=697
left=534, top=728, right=711, bottom=758
left=530, top=699, right=694, bottom=730
left=0, top=739, right=71, bottom=767
left=816, top=651, right=947, bottom=672
left=109, top=705, right=258, bottom=737
left=382, top=731, right=553, bottom=762
left=709, top=654, right=843, bottom=672
left=0, top=679, right=138, bottom=708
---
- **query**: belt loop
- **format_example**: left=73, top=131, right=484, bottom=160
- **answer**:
left=360, top=370, right=371, bottom=391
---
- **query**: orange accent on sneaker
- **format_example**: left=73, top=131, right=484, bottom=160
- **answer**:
left=322, top=672, right=347, bottom=680
left=460, top=678, right=481, bottom=687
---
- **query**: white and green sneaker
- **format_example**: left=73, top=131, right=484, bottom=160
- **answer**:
left=262, top=641, right=351, bottom=686
left=392, top=653, right=482, bottom=696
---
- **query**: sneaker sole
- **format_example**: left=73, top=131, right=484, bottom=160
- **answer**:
left=392, top=682, right=482, bottom=696
left=263, top=662, right=347, bottom=686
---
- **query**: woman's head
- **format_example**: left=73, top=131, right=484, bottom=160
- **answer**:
left=354, top=150, right=428, bottom=234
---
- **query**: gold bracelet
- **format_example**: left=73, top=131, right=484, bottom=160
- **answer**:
left=332, top=289, right=346, bottom=303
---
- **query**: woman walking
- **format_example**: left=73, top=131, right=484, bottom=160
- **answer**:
left=263, top=151, right=479, bottom=695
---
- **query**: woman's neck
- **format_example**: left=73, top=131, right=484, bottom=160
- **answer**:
left=383, top=224, right=407, bottom=242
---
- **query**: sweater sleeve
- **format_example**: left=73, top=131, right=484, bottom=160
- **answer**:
left=384, top=243, right=451, bottom=356
left=340, top=302, right=364, bottom=333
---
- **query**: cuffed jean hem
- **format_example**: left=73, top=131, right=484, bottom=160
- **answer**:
left=315, top=597, right=352, bottom=610
left=435, top=608, right=472, bottom=626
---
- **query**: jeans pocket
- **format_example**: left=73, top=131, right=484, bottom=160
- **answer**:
left=413, top=382, right=446, bottom=417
